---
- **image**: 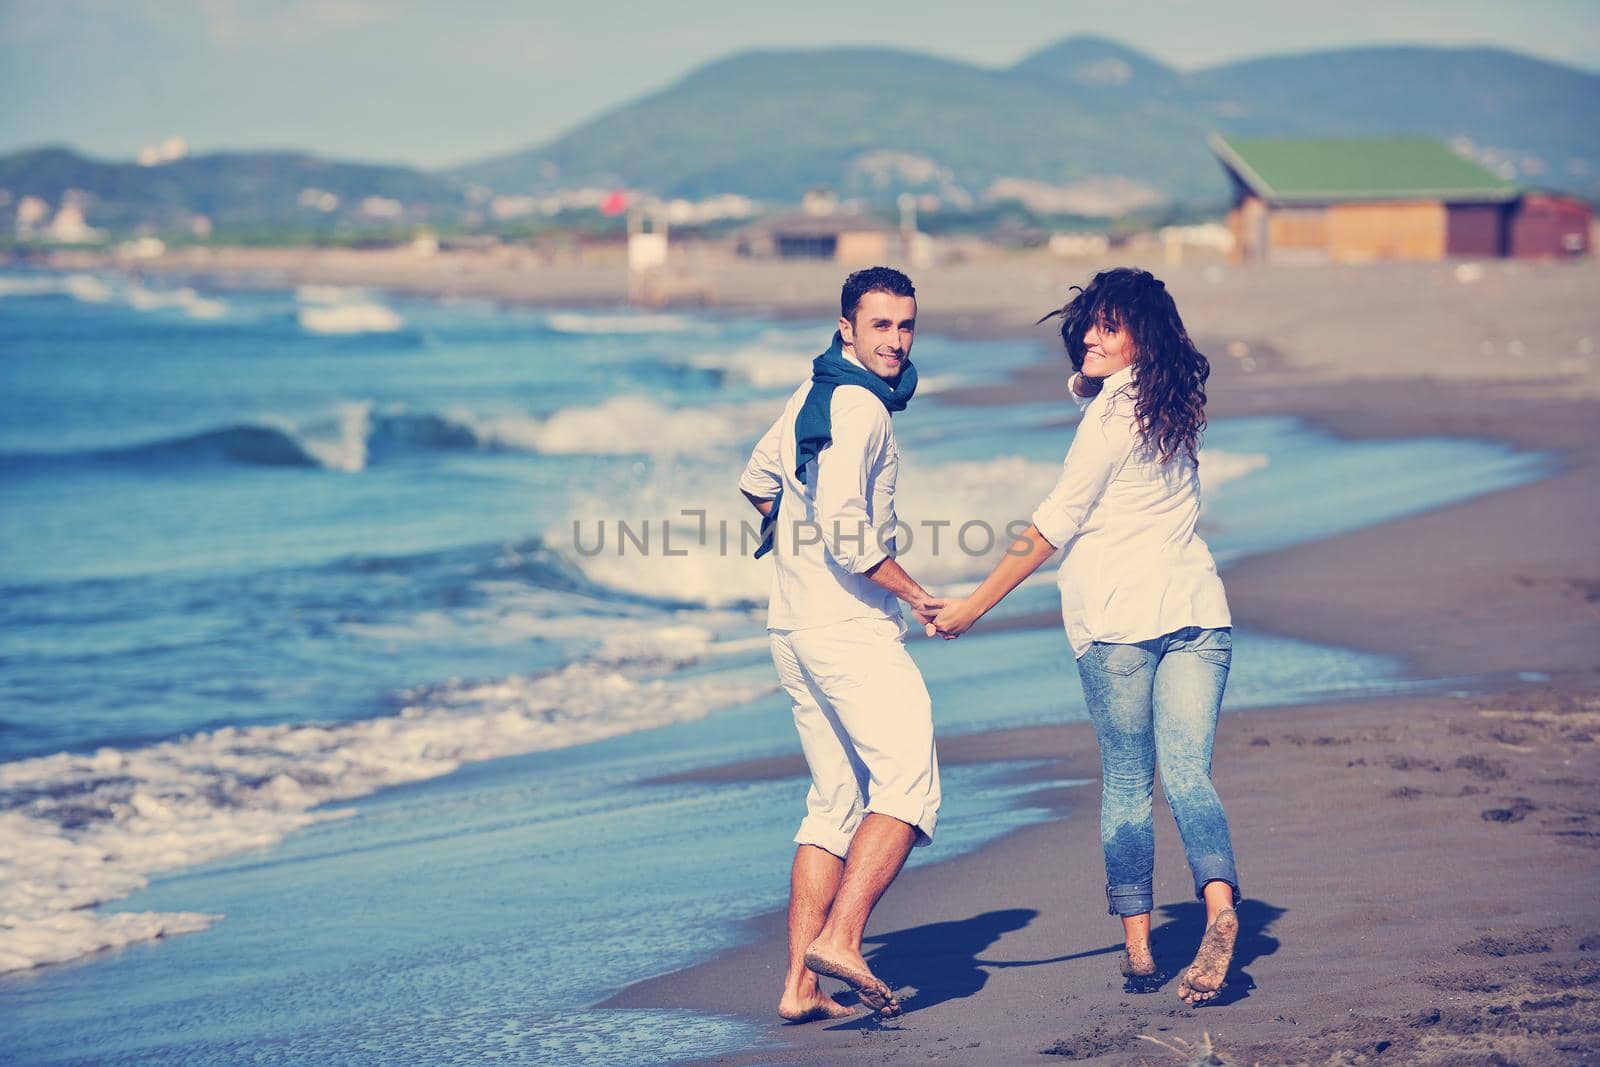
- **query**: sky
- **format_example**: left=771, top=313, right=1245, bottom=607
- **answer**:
left=2, top=0, right=1596, bottom=170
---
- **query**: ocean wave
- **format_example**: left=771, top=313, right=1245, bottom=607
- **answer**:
left=479, top=395, right=778, bottom=456
left=680, top=339, right=960, bottom=394
left=0, top=655, right=774, bottom=974
left=125, top=282, right=228, bottom=320
left=2, top=395, right=786, bottom=474
left=298, top=302, right=404, bottom=335
left=543, top=311, right=702, bottom=335
left=295, top=284, right=371, bottom=305
left=557, top=449, right=1271, bottom=604
left=0, top=273, right=227, bottom=319
left=0, top=276, right=71, bottom=298
left=1, top=404, right=375, bottom=472
left=682, top=343, right=816, bottom=389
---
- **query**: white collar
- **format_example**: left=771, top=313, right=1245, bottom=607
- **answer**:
left=1101, top=365, right=1136, bottom=393
left=840, top=344, right=867, bottom=372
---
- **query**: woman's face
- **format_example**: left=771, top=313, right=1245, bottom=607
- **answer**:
left=1081, top=317, right=1135, bottom=378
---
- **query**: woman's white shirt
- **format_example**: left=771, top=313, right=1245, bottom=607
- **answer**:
left=1031, top=367, right=1230, bottom=658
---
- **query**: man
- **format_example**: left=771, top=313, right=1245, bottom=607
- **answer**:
left=738, top=266, right=944, bottom=1021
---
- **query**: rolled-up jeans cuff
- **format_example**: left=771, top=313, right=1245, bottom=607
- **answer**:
left=1106, top=882, right=1154, bottom=917
left=1191, top=858, right=1240, bottom=904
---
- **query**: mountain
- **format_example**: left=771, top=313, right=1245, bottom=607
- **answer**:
left=1010, top=35, right=1188, bottom=99
left=5, top=38, right=1595, bottom=239
left=1187, top=47, right=1600, bottom=190
left=456, top=43, right=1214, bottom=207
left=0, top=146, right=468, bottom=237
left=456, top=39, right=1600, bottom=205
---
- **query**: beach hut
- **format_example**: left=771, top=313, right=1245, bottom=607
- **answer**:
left=734, top=211, right=896, bottom=263
left=1209, top=135, right=1591, bottom=263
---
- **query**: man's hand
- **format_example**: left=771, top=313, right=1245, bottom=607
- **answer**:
left=909, top=595, right=947, bottom=629
left=1069, top=371, right=1103, bottom=399
left=925, top=597, right=977, bottom=640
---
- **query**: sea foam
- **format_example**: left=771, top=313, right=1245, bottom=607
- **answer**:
left=0, top=653, right=773, bottom=974
left=558, top=449, right=1270, bottom=605
left=478, top=395, right=778, bottom=456
left=544, top=312, right=700, bottom=335
left=298, top=302, right=404, bottom=335
left=0, top=273, right=227, bottom=319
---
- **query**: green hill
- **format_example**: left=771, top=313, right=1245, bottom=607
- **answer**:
left=0, top=146, right=467, bottom=239
left=4, top=37, right=1595, bottom=240
left=456, top=38, right=1600, bottom=204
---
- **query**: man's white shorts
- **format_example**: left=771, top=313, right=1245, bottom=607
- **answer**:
left=769, top=615, right=941, bottom=859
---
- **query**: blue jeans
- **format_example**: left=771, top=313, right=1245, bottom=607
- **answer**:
left=1076, top=626, right=1239, bottom=917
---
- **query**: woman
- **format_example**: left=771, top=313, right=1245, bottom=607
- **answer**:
left=931, top=268, right=1239, bottom=1006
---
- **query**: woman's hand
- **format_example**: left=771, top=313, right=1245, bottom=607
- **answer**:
left=909, top=594, right=947, bottom=629
left=926, top=598, right=977, bottom=640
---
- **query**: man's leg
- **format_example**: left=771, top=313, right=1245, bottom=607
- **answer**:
left=770, top=628, right=867, bottom=1020
left=779, top=845, right=856, bottom=1021
left=793, top=618, right=938, bottom=1016
left=802, top=813, right=916, bottom=1014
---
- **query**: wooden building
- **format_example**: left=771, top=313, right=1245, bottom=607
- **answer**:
left=734, top=211, right=895, bottom=263
left=1211, top=136, right=1592, bottom=263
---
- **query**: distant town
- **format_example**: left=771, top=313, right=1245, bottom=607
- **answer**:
left=3, top=38, right=1595, bottom=284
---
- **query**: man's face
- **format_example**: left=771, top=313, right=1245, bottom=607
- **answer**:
left=1081, top=317, right=1135, bottom=378
left=840, top=291, right=916, bottom=380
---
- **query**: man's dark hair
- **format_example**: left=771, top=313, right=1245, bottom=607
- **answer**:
left=840, top=266, right=916, bottom=323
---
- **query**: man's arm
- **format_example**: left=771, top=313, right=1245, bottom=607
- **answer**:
left=737, top=412, right=785, bottom=506
left=814, top=394, right=943, bottom=625
left=865, top=557, right=944, bottom=626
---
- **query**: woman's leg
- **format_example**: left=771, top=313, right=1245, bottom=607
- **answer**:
left=1077, top=640, right=1160, bottom=977
left=1151, top=626, right=1239, bottom=1004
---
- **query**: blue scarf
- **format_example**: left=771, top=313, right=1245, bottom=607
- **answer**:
left=754, top=331, right=917, bottom=559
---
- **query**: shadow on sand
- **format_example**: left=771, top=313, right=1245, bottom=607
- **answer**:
left=823, top=908, right=1039, bottom=1027
left=826, top=898, right=1284, bottom=1026
left=1147, top=897, right=1286, bottom=1005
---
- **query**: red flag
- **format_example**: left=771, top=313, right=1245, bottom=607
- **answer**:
left=600, top=190, right=628, bottom=216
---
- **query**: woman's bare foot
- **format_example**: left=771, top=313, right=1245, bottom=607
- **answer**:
left=1120, top=940, right=1161, bottom=992
left=804, top=942, right=901, bottom=1017
left=777, top=988, right=858, bottom=1023
left=1122, top=940, right=1156, bottom=976
left=1178, top=908, right=1238, bottom=1005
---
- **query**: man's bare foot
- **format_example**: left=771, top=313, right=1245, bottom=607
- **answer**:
left=803, top=942, right=901, bottom=1017
left=1178, top=908, right=1238, bottom=1005
left=777, top=988, right=857, bottom=1023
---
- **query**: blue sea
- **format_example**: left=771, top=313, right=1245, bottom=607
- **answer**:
left=0, top=272, right=1550, bottom=1064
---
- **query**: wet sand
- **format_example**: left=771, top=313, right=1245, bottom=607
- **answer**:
left=609, top=358, right=1600, bottom=1063
left=54, top=246, right=1600, bottom=1063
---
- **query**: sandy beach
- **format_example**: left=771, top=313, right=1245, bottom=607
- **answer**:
left=40, top=246, right=1600, bottom=1063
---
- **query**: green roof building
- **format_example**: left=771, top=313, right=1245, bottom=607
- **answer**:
left=1209, top=135, right=1590, bottom=262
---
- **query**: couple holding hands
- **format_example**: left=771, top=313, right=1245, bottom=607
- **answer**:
left=738, top=266, right=1239, bottom=1022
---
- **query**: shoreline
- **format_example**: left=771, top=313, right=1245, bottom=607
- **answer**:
left=12, top=250, right=1600, bottom=1061
left=552, top=257, right=1596, bottom=1061
left=604, top=364, right=1600, bottom=1064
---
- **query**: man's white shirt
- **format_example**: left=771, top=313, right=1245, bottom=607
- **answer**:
left=739, top=348, right=902, bottom=631
left=1034, top=366, right=1231, bottom=657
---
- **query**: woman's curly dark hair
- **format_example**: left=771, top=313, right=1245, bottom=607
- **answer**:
left=1038, top=267, right=1210, bottom=465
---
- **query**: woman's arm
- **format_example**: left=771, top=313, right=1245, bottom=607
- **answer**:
left=928, top=524, right=1057, bottom=638
left=929, top=399, right=1134, bottom=638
